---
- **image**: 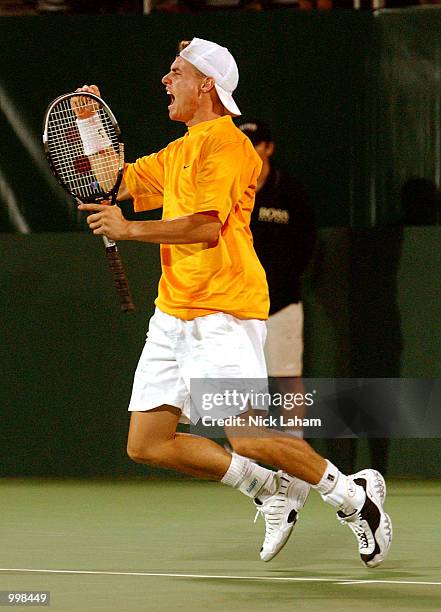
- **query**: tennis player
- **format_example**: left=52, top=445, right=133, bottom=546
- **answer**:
left=76, top=38, right=392, bottom=566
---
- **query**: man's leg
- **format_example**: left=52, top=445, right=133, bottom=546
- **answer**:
left=274, top=376, right=306, bottom=437
left=127, top=405, right=230, bottom=479
left=127, top=404, right=280, bottom=499
left=225, top=418, right=326, bottom=484
left=265, top=304, right=306, bottom=437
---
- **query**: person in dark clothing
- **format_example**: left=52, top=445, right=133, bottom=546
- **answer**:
left=238, top=120, right=316, bottom=435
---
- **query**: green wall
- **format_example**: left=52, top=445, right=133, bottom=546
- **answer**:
left=303, top=227, right=441, bottom=379
left=1, top=9, right=440, bottom=230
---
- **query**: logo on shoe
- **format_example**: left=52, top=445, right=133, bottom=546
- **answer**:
left=326, top=474, right=335, bottom=482
left=246, top=478, right=258, bottom=494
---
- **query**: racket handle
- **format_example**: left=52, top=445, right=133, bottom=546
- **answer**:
left=104, top=244, right=136, bottom=312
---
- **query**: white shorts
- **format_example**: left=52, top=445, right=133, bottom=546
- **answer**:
left=128, top=308, right=267, bottom=424
left=264, top=302, right=304, bottom=377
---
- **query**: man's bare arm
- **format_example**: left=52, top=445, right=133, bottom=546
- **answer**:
left=78, top=203, right=222, bottom=244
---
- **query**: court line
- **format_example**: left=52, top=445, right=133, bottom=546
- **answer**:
left=341, top=579, right=441, bottom=586
left=0, top=568, right=440, bottom=587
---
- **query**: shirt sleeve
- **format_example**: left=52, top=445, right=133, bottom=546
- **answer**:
left=194, top=139, right=260, bottom=225
left=123, top=149, right=165, bottom=212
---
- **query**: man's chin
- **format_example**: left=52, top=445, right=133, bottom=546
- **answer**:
left=168, top=107, right=179, bottom=120
left=168, top=107, right=187, bottom=123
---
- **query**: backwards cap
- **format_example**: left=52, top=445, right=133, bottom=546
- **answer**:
left=179, top=37, right=241, bottom=116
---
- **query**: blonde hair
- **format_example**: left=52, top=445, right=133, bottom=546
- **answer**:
left=178, top=40, right=191, bottom=52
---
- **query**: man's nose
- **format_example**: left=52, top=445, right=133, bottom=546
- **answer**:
left=162, top=73, right=171, bottom=85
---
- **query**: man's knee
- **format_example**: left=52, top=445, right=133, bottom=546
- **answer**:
left=127, top=441, right=163, bottom=465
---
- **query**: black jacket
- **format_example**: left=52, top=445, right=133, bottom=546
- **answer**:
left=250, top=167, right=316, bottom=315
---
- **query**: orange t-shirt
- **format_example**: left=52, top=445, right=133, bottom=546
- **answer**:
left=124, top=115, right=269, bottom=321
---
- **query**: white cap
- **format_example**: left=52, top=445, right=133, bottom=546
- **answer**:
left=179, top=37, right=241, bottom=117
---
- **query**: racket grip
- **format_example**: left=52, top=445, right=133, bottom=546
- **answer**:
left=105, top=245, right=135, bottom=312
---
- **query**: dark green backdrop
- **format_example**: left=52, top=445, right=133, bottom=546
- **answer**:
left=1, top=8, right=440, bottom=230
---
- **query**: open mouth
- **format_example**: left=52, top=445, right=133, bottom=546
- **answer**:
left=167, top=92, right=175, bottom=108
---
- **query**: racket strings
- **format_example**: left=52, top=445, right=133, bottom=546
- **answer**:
left=47, top=98, right=120, bottom=200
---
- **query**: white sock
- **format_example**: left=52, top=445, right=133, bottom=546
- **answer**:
left=221, top=453, right=277, bottom=499
left=313, top=459, right=365, bottom=514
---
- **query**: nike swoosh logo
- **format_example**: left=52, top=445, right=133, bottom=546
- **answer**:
left=183, top=164, right=191, bottom=169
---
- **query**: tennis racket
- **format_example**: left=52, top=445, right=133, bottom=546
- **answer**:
left=43, top=91, right=135, bottom=312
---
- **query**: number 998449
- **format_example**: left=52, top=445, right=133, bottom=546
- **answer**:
left=0, top=591, right=50, bottom=606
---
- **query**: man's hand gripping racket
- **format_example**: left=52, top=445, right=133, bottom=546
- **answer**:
left=43, top=85, right=135, bottom=312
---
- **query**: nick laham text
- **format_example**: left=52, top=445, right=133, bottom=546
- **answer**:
left=201, top=415, right=322, bottom=428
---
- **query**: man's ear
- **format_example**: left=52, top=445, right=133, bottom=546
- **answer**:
left=201, top=77, right=216, bottom=92
left=267, top=142, right=275, bottom=157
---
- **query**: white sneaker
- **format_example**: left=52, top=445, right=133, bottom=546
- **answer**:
left=337, top=469, right=392, bottom=568
left=254, top=471, right=310, bottom=562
